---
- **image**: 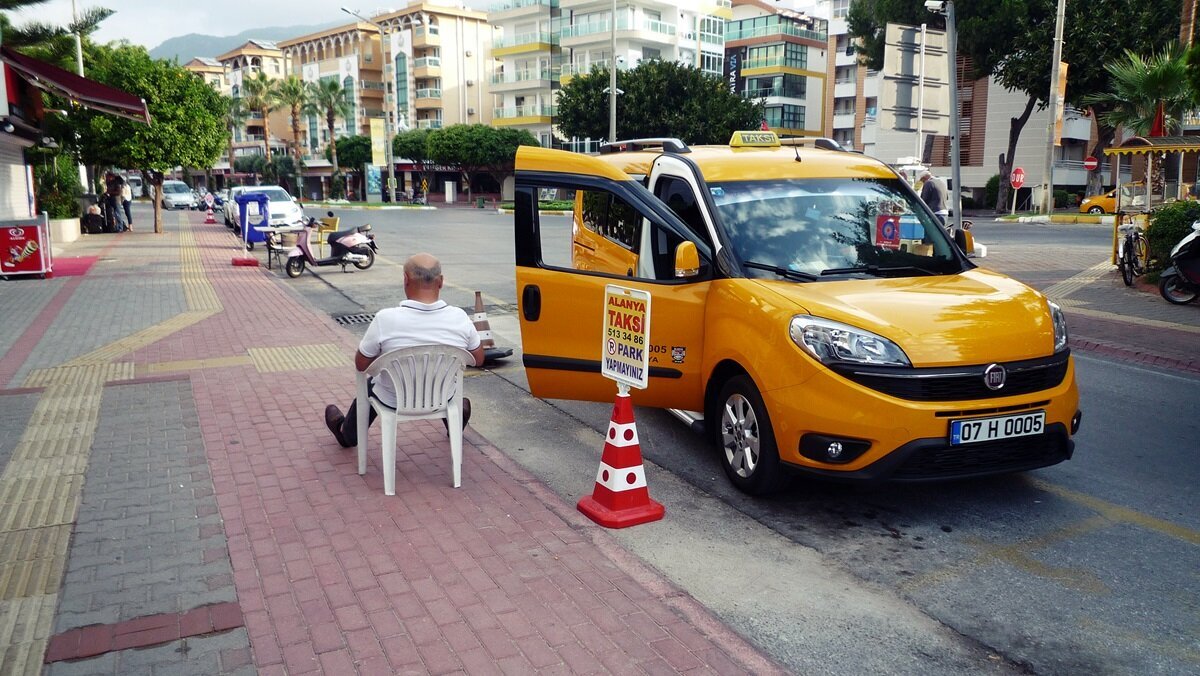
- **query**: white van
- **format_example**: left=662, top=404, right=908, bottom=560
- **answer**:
left=123, top=175, right=143, bottom=198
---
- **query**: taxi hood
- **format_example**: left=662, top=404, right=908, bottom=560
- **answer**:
left=755, top=269, right=1057, bottom=366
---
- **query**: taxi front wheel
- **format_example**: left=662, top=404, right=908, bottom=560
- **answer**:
left=716, top=376, right=785, bottom=495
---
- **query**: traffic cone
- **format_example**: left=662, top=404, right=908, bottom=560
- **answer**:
left=577, top=392, right=664, bottom=528
left=204, top=206, right=216, bottom=224
left=472, top=291, right=512, bottom=362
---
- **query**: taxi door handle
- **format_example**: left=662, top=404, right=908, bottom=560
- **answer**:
left=626, top=268, right=633, bottom=277
left=522, top=284, right=541, bottom=321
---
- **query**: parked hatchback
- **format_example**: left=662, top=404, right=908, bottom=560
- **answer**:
left=160, top=180, right=198, bottom=210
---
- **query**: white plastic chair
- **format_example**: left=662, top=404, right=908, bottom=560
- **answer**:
left=356, top=345, right=473, bottom=494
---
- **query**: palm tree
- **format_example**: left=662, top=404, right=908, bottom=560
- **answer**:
left=241, top=70, right=279, bottom=161
left=275, top=75, right=309, bottom=171
left=307, top=78, right=353, bottom=175
left=223, top=96, right=250, bottom=187
left=1084, top=47, right=1195, bottom=194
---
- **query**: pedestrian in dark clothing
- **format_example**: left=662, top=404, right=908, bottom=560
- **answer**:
left=103, top=175, right=128, bottom=233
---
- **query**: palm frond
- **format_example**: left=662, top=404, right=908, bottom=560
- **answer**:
left=67, top=6, right=113, bottom=36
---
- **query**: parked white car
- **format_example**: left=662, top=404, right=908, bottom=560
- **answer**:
left=228, top=186, right=305, bottom=230
left=160, top=180, right=199, bottom=210
left=223, top=186, right=246, bottom=227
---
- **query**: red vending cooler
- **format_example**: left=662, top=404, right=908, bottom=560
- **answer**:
left=0, top=214, right=53, bottom=279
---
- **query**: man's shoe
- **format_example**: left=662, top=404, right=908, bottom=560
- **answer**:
left=325, top=404, right=351, bottom=448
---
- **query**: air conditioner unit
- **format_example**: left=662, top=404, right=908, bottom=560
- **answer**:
left=465, top=50, right=473, bottom=57
left=466, top=79, right=475, bottom=86
left=467, top=107, right=476, bottom=115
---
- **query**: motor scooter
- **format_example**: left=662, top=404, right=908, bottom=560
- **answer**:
left=1158, top=219, right=1200, bottom=305
left=285, top=212, right=377, bottom=278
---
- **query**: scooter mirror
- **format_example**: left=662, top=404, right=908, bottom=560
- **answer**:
left=327, top=211, right=335, bottom=218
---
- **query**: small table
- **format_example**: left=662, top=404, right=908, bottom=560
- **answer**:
left=253, top=225, right=304, bottom=270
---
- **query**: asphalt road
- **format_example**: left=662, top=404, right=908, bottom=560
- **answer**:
left=271, top=207, right=1200, bottom=675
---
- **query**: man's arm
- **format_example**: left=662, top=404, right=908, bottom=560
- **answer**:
left=355, top=350, right=377, bottom=372
left=468, top=346, right=485, bottom=368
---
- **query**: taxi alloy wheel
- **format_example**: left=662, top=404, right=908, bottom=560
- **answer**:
left=717, top=376, right=784, bottom=495
left=1087, top=206, right=1104, bottom=214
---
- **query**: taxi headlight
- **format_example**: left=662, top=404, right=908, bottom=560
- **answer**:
left=789, top=316, right=910, bottom=366
left=1049, top=301, right=1069, bottom=353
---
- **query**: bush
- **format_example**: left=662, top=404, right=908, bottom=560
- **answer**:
left=1147, top=200, right=1200, bottom=269
left=31, top=153, right=82, bottom=219
left=1053, top=189, right=1070, bottom=209
left=985, top=174, right=1000, bottom=211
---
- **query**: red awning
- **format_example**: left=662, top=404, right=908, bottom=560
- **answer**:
left=0, top=46, right=150, bottom=124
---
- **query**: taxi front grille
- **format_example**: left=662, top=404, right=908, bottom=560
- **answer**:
left=891, top=430, right=1071, bottom=481
left=834, top=352, right=1069, bottom=402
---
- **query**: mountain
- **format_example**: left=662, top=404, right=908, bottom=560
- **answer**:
left=148, top=22, right=342, bottom=63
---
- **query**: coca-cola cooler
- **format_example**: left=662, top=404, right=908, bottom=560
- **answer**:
left=0, top=214, right=53, bottom=279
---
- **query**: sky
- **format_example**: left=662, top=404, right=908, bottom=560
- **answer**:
left=8, top=0, right=492, bottom=51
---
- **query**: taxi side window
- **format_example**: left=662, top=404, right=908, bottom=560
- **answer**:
left=654, top=176, right=711, bottom=247
left=579, top=190, right=642, bottom=250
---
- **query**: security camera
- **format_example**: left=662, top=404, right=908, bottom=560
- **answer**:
left=924, top=0, right=946, bottom=10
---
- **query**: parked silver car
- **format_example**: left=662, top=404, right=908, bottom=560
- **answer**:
left=160, top=180, right=198, bottom=210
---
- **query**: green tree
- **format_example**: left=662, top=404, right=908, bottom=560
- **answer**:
left=426, top=124, right=538, bottom=201
left=275, top=75, right=309, bottom=171
left=331, top=134, right=370, bottom=198
left=307, top=78, right=352, bottom=177
left=557, top=60, right=763, bottom=144
left=233, top=154, right=265, bottom=183
left=67, top=43, right=225, bottom=232
left=223, top=95, right=250, bottom=186
left=0, top=1, right=111, bottom=65
left=848, top=0, right=1178, bottom=209
left=241, top=71, right=279, bottom=161
left=393, top=128, right=433, bottom=196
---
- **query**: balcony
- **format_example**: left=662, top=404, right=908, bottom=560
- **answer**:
left=834, top=80, right=856, bottom=98
left=743, top=85, right=805, bottom=100
left=413, top=56, right=441, bottom=78
left=414, top=88, right=442, bottom=109
left=416, top=119, right=443, bottom=129
left=832, top=112, right=856, bottom=128
left=493, top=103, right=556, bottom=125
left=725, top=22, right=827, bottom=43
left=413, top=25, right=440, bottom=48
left=560, top=17, right=676, bottom=47
left=492, top=31, right=555, bottom=56
left=488, top=0, right=556, bottom=18
left=491, top=67, right=557, bottom=91
left=742, top=55, right=808, bottom=73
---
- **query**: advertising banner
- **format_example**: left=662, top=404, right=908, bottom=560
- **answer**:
left=601, top=285, right=651, bottom=390
left=0, top=214, right=50, bottom=277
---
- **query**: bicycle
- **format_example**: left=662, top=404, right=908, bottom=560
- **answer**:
left=1116, top=220, right=1148, bottom=286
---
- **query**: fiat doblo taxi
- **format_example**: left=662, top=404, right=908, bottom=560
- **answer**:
left=513, top=132, right=1080, bottom=494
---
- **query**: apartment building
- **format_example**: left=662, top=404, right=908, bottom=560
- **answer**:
left=726, top=1, right=827, bottom=138
left=214, top=40, right=292, bottom=162
left=488, top=0, right=560, bottom=148
left=183, top=57, right=227, bottom=92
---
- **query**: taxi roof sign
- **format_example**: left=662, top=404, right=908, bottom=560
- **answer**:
left=729, top=130, right=781, bottom=148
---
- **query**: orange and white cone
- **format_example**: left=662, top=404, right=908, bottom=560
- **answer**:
left=204, top=206, right=216, bottom=224
left=577, top=392, right=664, bottom=528
left=472, top=291, right=513, bottom=362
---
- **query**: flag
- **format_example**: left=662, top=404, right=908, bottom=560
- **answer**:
left=760, top=119, right=769, bottom=131
left=1150, top=102, right=1166, bottom=137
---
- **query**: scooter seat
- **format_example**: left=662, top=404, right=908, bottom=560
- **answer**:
left=327, top=227, right=361, bottom=243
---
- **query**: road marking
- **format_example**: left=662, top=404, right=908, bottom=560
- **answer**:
left=1029, top=478, right=1200, bottom=546
left=1041, top=261, right=1110, bottom=300
left=247, top=344, right=348, bottom=373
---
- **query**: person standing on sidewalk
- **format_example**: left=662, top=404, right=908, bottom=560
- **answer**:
left=919, top=170, right=948, bottom=226
left=121, top=180, right=134, bottom=231
left=324, top=253, right=484, bottom=448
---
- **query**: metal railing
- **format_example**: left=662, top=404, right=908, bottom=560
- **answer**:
left=491, top=68, right=558, bottom=85
left=416, top=119, right=443, bottom=129
left=415, top=88, right=442, bottom=99
left=488, top=0, right=555, bottom=11
left=725, top=22, right=827, bottom=42
left=743, top=55, right=808, bottom=70
left=744, top=86, right=805, bottom=99
left=413, top=25, right=440, bottom=38
left=493, top=31, right=555, bottom=48
left=413, top=57, right=441, bottom=69
left=561, top=17, right=676, bottom=40
left=494, top=104, right=556, bottom=118
left=560, top=60, right=610, bottom=77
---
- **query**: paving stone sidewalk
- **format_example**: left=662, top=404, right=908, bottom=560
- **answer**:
left=0, top=210, right=782, bottom=674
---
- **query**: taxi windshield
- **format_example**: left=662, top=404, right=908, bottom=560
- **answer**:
left=708, top=178, right=963, bottom=279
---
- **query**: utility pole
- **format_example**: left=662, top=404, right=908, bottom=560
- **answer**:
left=1040, top=0, right=1067, bottom=215
left=944, top=2, right=962, bottom=235
left=608, top=0, right=617, bottom=142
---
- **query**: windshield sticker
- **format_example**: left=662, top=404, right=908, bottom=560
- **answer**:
left=874, top=215, right=902, bottom=250
left=671, top=346, right=686, bottom=364
left=710, top=187, right=725, bottom=197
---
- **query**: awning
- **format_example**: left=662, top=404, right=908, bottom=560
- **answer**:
left=1103, top=135, right=1200, bottom=156
left=0, top=46, right=150, bottom=124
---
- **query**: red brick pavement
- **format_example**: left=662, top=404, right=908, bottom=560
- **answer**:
left=145, top=214, right=782, bottom=673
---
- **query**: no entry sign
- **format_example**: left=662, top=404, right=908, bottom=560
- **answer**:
left=1011, top=167, right=1026, bottom=189
left=1083, top=156, right=1099, bottom=171
left=602, top=285, right=651, bottom=390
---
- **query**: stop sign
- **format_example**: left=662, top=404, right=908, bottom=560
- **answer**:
left=1011, top=167, right=1026, bottom=189
left=1083, top=156, right=1099, bottom=171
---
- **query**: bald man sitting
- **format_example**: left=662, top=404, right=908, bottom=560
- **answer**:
left=325, top=253, right=485, bottom=448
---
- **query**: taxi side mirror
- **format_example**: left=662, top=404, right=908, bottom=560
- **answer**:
left=674, top=241, right=700, bottom=278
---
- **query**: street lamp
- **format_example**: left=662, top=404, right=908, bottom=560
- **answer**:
left=343, top=7, right=413, bottom=202
left=1040, top=0, right=1067, bottom=215
left=925, top=0, right=961, bottom=235
left=609, top=0, right=617, bottom=142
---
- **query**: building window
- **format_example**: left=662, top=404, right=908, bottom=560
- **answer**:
left=343, top=76, right=357, bottom=131
left=394, top=53, right=409, bottom=119
left=746, top=43, right=807, bottom=70
left=764, top=104, right=805, bottom=130
left=700, top=51, right=723, bottom=76
left=746, top=74, right=806, bottom=99
left=832, top=0, right=851, bottom=19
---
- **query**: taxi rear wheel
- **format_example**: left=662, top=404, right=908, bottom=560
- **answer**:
left=1087, top=206, right=1104, bottom=214
left=716, top=376, right=784, bottom=495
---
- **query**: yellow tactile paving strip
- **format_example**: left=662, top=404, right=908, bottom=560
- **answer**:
left=141, top=355, right=254, bottom=375
left=0, top=526, right=71, bottom=601
left=247, top=344, right=348, bottom=373
left=0, top=594, right=57, bottom=674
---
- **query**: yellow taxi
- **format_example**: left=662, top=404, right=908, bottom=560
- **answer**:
left=513, top=132, right=1080, bottom=493
left=1079, top=189, right=1116, bottom=214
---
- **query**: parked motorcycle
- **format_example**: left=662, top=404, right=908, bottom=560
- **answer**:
left=285, top=212, right=377, bottom=278
left=1158, top=220, right=1200, bottom=305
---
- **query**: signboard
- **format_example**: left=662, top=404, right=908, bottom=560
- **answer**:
left=875, top=214, right=902, bottom=250
left=879, top=23, right=951, bottom=136
left=0, top=215, right=51, bottom=277
left=602, top=285, right=651, bottom=390
left=1011, top=167, right=1026, bottom=189
left=204, top=193, right=215, bottom=208
left=1083, top=156, right=1099, bottom=171
left=369, top=118, right=387, bottom=167
left=724, top=47, right=746, bottom=96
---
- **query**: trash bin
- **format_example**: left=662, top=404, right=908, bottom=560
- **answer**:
left=476, top=197, right=485, bottom=209
left=236, top=192, right=270, bottom=249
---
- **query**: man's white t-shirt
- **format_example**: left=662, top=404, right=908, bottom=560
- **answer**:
left=359, top=299, right=481, bottom=407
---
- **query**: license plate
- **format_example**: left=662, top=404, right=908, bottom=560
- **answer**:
left=950, top=411, right=1045, bottom=445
